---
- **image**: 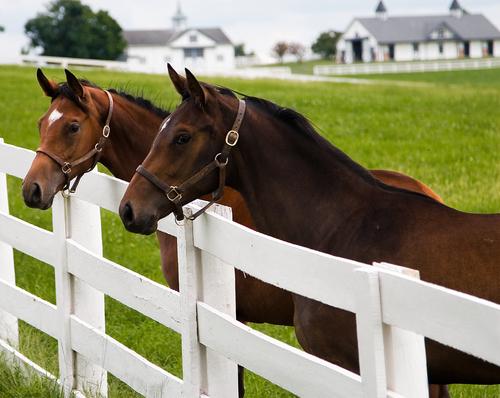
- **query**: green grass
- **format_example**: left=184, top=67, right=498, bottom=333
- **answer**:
left=0, top=353, right=65, bottom=398
left=0, top=65, right=499, bottom=397
left=345, top=68, right=500, bottom=88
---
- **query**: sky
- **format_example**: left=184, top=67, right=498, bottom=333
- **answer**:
left=1, top=0, right=500, bottom=62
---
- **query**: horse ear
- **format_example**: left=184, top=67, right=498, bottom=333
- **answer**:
left=167, top=64, right=188, bottom=98
left=185, top=68, right=207, bottom=106
left=64, top=69, right=85, bottom=100
left=36, top=68, right=58, bottom=98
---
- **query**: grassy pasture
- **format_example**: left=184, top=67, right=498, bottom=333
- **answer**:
left=346, top=67, right=500, bottom=88
left=0, top=65, right=499, bottom=397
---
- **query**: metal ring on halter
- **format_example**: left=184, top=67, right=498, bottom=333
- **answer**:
left=226, top=130, right=239, bottom=146
left=167, top=186, right=182, bottom=202
left=62, top=188, right=71, bottom=199
left=95, top=143, right=103, bottom=152
left=62, top=163, right=71, bottom=174
left=214, top=152, right=229, bottom=167
left=103, top=125, right=110, bottom=138
left=174, top=217, right=185, bottom=226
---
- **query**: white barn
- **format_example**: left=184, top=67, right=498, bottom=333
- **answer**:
left=337, top=1, right=500, bottom=63
left=123, top=4, right=235, bottom=73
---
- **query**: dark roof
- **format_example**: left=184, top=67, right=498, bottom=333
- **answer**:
left=123, top=27, right=232, bottom=46
left=449, top=0, right=462, bottom=11
left=375, top=1, right=387, bottom=13
left=197, top=28, right=232, bottom=45
left=123, top=30, right=175, bottom=46
left=357, top=14, right=500, bottom=43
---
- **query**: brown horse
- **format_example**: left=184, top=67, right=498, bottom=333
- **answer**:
left=119, top=67, right=500, bottom=395
left=24, top=69, right=445, bottom=396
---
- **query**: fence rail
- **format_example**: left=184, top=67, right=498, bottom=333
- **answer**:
left=20, top=55, right=129, bottom=71
left=314, top=57, right=500, bottom=76
left=0, top=139, right=500, bottom=397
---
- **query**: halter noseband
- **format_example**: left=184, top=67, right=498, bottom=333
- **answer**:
left=135, top=99, right=246, bottom=222
left=36, top=90, right=114, bottom=197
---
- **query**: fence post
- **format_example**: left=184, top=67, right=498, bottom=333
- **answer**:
left=199, top=204, right=238, bottom=397
left=177, top=205, right=238, bottom=397
left=52, top=170, right=107, bottom=397
left=52, top=194, right=75, bottom=396
left=374, top=262, right=428, bottom=398
left=177, top=208, right=205, bottom=397
left=0, top=139, right=18, bottom=346
left=354, top=267, right=387, bottom=398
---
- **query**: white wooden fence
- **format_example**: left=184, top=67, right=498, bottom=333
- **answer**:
left=20, top=55, right=130, bottom=72
left=314, top=57, right=500, bottom=76
left=0, top=139, right=500, bottom=398
left=17, top=55, right=293, bottom=80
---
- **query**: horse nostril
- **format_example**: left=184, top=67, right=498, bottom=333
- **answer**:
left=122, top=202, right=135, bottom=226
left=30, top=182, right=42, bottom=205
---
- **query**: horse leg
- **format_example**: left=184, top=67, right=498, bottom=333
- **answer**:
left=238, top=365, right=245, bottom=397
left=156, top=231, right=180, bottom=290
left=429, top=385, right=451, bottom=398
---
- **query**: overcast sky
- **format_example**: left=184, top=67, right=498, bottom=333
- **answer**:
left=1, top=0, right=500, bottom=62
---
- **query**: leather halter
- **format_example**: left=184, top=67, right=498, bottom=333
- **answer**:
left=136, top=99, right=246, bottom=222
left=36, top=90, right=114, bottom=196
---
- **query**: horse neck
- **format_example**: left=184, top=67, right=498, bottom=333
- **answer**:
left=228, top=101, right=379, bottom=248
left=95, top=93, right=164, bottom=181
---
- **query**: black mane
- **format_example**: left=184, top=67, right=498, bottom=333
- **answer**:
left=227, top=92, right=437, bottom=203
left=55, top=80, right=170, bottom=119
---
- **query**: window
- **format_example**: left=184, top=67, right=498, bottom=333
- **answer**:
left=437, top=28, right=445, bottom=39
left=438, top=42, right=444, bottom=55
left=413, top=43, right=419, bottom=53
left=189, top=34, right=198, bottom=43
left=184, top=48, right=204, bottom=58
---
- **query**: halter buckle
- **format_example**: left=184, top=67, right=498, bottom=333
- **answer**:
left=167, top=186, right=182, bottom=202
left=62, top=163, right=71, bottom=174
left=226, top=130, right=239, bottom=147
left=214, top=152, right=229, bottom=167
left=103, top=125, right=110, bottom=138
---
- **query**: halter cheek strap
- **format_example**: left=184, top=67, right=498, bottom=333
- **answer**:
left=36, top=90, right=114, bottom=196
left=136, top=99, right=246, bottom=222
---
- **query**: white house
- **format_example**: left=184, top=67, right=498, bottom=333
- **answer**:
left=337, top=1, right=500, bottom=63
left=123, top=4, right=235, bottom=73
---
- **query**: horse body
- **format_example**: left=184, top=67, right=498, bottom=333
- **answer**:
left=119, top=67, right=499, bottom=392
left=291, top=192, right=500, bottom=383
left=230, top=97, right=500, bottom=384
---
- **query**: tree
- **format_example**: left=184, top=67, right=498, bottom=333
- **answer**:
left=272, top=41, right=288, bottom=63
left=311, top=30, right=342, bottom=59
left=25, top=0, right=126, bottom=60
left=234, top=43, right=245, bottom=57
left=288, top=42, right=306, bottom=63
left=0, top=26, right=4, bottom=32
left=234, top=43, right=255, bottom=57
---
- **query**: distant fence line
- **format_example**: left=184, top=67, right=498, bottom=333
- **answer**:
left=20, top=55, right=129, bottom=71
left=17, top=55, right=292, bottom=79
left=314, top=57, right=500, bottom=76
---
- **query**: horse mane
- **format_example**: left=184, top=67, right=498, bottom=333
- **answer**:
left=243, top=95, right=378, bottom=182
left=223, top=92, right=438, bottom=203
left=55, top=80, right=170, bottom=119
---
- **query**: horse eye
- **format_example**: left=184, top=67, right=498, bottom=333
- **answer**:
left=175, top=134, right=192, bottom=145
left=69, top=123, right=80, bottom=133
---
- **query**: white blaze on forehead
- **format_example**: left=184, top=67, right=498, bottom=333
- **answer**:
left=48, top=109, right=63, bottom=126
left=160, top=117, right=171, bottom=131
